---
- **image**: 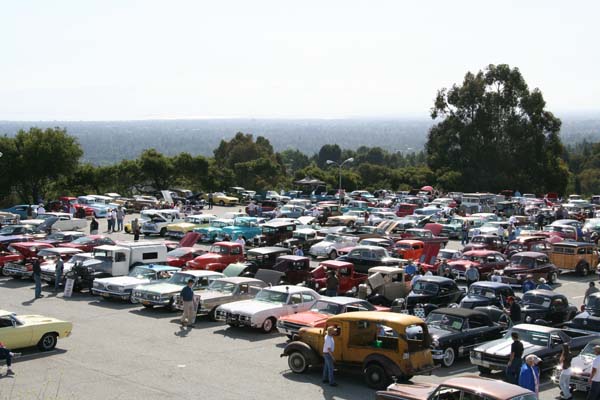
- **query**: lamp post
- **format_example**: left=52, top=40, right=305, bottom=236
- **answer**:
left=326, top=158, right=354, bottom=205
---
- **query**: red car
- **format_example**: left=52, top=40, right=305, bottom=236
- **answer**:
left=166, top=247, right=207, bottom=268
left=1, top=242, right=54, bottom=278
left=58, top=196, right=94, bottom=216
left=62, top=235, right=116, bottom=252
left=184, top=242, right=244, bottom=272
left=447, top=250, right=508, bottom=280
left=500, top=251, right=560, bottom=285
left=310, top=260, right=367, bottom=295
left=463, top=234, right=505, bottom=253
left=504, top=235, right=552, bottom=257
left=396, top=203, right=418, bottom=217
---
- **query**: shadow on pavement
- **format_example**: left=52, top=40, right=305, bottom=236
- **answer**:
left=129, top=307, right=177, bottom=319
left=212, top=326, right=283, bottom=342
left=281, top=369, right=373, bottom=400
left=0, top=278, right=33, bottom=288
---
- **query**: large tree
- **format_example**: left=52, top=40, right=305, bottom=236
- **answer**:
left=426, top=64, right=568, bottom=194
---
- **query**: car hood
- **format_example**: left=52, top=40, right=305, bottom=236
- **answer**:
left=381, top=383, right=437, bottom=400
left=198, top=290, right=232, bottom=302
left=571, top=354, right=594, bottom=374
left=280, top=311, right=328, bottom=327
left=95, top=276, right=149, bottom=287
left=428, top=325, right=455, bottom=340
left=220, top=299, right=283, bottom=314
left=448, top=260, right=477, bottom=270
left=475, top=338, right=539, bottom=356
left=407, top=293, right=435, bottom=303
left=190, top=253, right=222, bottom=264
left=310, top=241, right=334, bottom=250
left=18, top=314, right=67, bottom=325
left=168, top=223, right=197, bottom=231
left=137, top=282, right=183, bottom=294
left=521, top=304, right=547, bottom=313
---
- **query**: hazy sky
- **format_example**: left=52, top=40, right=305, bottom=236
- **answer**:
left=1, top=0, right=598, bottom=120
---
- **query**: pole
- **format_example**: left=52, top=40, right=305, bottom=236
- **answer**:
left=338, top=165, right=342, bottom=206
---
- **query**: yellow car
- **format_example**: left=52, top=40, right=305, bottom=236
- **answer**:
left=166, top=214, right=216, bottom=238
left=203, top=192, right=239, bottom=206
left=0, top=310, right=73, bottom=351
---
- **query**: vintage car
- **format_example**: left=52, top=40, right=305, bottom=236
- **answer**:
left=281, top=228, right=322, bottom=252
left=326, top=210, right=368, bottom=226
left=447, top=250, right=508, bottom=281
left=551, top=338, right=600, bottom=395
left=165, top=247, right=206, bottom=268
left=459, top=281, right=517, bottom=309
left=193, top=218, right=234, bottom=242
left=0, top=309, right=73, bottom=351
left=165, top=214, right=216, bottom=238
left=215, top=285, right=320, bottom=333
left=76, top=195, right=111, bottom=218
left=185, top=242, right=244, bottom=272
left=221, top=217, right=263, bottom=241
left=392, top=240, right=424, bottom=260
left=309, top=233, right=359, bottom=259
left=203, top=192, right=239, bottom=206
left=518, top=290, right=578, bottom=326
left=0, top=224, right=40, bottom=236
left=277, top=297, right=389, bottom=338
left=376, top=376, right=534, bottom=400
left=427, top=308, right=506, bottom=367
left=0, top=246, right=25, bottom=273
left=400, top=228, right=448, bottom=246
left=37, top=231, right=86, bottom=246
left=62, top=235, right=116, bottom=252
left=92, top=264, right=180, bottom=301
left=358, top=266, right=410, bottom=306
left=472, top=324, right=596, bottom=374
left=542, top=224, right=577, bottom=240
left=0, top=211, right=19, bottom=226
left=565, top=292, right=600, bottom=333
left=500, top=251, right=560, bottom=285
left=400, top=276, right=464, bottom=314
left=252, top=220, right=296, bottom=247
left=244, top=246, right=292, bottom=270
left=463, top=234, right=505, bottom=253
left=141, top=209, right=184, bottom=236
left=359, top=237, right=395, bottom=251
left=282, top=311, right=435, bottom=389
left=336, top=245, right=402, bottom=274
left=131, top=270, right=223, bottom=310
left=504, top=235, right=552, bottom=257
left=38, top=247, right=84, bottom=283
left=31, top=212, right=87, bottom=232
left=550, top=241, right=599, bottom=276
left=1, top=204, right=40, bottom=219
left=173, top=277, right=268, bottom=319
left=2, top=242, right=54, bottom=279
left=439, top=218, right=465, bottom=239
left=309, top=260, right=368, bottom=295
left=128, top=195, right=160, bottom=212
left=271, top=255, right=312, bottom=284
left=396, top=203, right=418, bottom=217
left=278, top=205, right=306, bottom=219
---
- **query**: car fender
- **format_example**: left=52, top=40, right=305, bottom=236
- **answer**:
left=362, top=354, right=402, bottom=377
left=206, top=262, right=226, bottom=272
left=282, top=341, right=320, bottom=365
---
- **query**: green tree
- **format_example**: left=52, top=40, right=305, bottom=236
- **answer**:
left=279, top=149, right=310, bottom=173
left=426, top=64, right=567, bottom=194
left=316, top=144, right=342, bottom=169
left=139, top=149, right=175, bottom=190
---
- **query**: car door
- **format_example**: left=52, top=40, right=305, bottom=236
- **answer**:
left=299, top=292, right=317, bottom=312
left=286, top=293, right=304, bottom=315
left=0, top=315, right=33, bottom=349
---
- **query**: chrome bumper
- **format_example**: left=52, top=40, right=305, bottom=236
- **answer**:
left=92, top=288, right=131, bottom=300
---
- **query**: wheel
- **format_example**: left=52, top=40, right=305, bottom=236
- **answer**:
left=578, top=263, right=590, bottom=276
left=124, top=226, right=131, bottom=234
left=129, top=294, right=138, bottom=304
left=288, top=351, right=308, bottom=373
left=142, top=304, right=154, bottom=309
left=219, top=200, right=225, bottom=206
left=37, top=333, right=57, bottom=351
left=478, top=366, right=491, bottom=375
left=261, top=317, right=275, bottom=333
left=160, top=228, right=167, bottom=237
left=548, top=271, right=558, bottom=284
left=208, top=307, right=217, bottom=321
left=166, top=297, right=176, bottom=312
left=364, top=363, right=390, bottom=389
left=328, top=250, right=337, bottom=260
left=441, top=347, right=456, bottom=367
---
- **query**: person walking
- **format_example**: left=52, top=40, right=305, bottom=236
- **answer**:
left=180, top=279, right=196, bottom=327
left=559, top=343, right=572, bottom=400
left=322, top=326, right=337, bottom=387
left=110, top=209, right=117, bottom=232
left=0, top=342, right=15, bottom=375
left=55, top=257, right=64, bottom=292
left=461, top=220, right=469, bottom=245
left=588, top=345, right=600, bottom=400
left=465, top=264, right=479, bottom=288
left=132, top=218, right=140, bottom=241
left=116, top=207, right=125, bottom=232
left=90, top=217, right=99, bottom=234
left=325, top=271, right=339, bottom=297
left=506, top=331, right=524, bottom=385
left=519, top=355, right=541, bottom=398
left=33, top=257, right=42, bottom=298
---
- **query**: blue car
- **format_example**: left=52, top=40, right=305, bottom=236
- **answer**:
left=221, top=217, right=263, bottom=240
left=194, top=218, right=234, bottom=242
left=1, top=204, right=40, bottom=219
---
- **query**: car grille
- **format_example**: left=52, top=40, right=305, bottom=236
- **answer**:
left=221, top=312, right=250, bottom=322
left=138, top=292, right=157, bottom=300
left=106, top=285, right=121, bottom=292
left=482, top=354, right=509, bottom=365
left=279, top=321, right=306, bottom=332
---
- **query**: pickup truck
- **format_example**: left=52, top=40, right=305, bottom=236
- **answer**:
left=309, top=260, right=367, bottom=295
left=23, top=212, right=87, bottom=232
left=185, top=242, right=244, bottom=272
left=470, top=324, right=597, bottom=374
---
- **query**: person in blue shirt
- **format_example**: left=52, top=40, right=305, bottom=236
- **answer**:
left=404, top=260, right=416, bottom=276
left=522, top=275, right=536, bottom=293
left=519, top=354, right=541, bottom=397
left=180, top=279, right=196, bottom=327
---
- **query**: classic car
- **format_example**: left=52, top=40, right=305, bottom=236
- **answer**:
left=400, top=228, right=448, bottom=246
left=426, top=308, right=506, bottom=367
left=463, top=234, right=505, bottom=253
left=141, top=209, right=184, bottom=236
left=471, top=324, right=595, bottom=374
left=203, top=192, right=239, bottom=206
left=1, top=205, right=41, bottom=219
left=277, top=297, right=388, bottom=338
left=252, top=220, right=296, bottom=247
left=392, top=240, right=424, bottom=260
left=166, top=247, right=207, bottom=268
left=400, top=276, right=464, bottom=314
left=92, top=264, right=180, bottom=301
left=271, top=255, right=312, bottom=284
left=564, top=293, right=600, bottom=333
left=500, top=251, right=560, bottom=285
left=309, top=233, right=359, bottom=259
left=131, top=270, right=223, bottom=310
left=215, top=285, right=320, bottom=333
left=359, top=237, right=395, bottom=251
left=550, top=242, right=599, bottom=276
left=38, top=247, right=84, bottom=283
left=0, top=211, right=19, bottom=225
left=459, top=281, right=517, bottom=309
left=447, top=250, right=508, bottom=281
left=519, top=290, right=578, bottom=326
left=0, top=310, right=72, bottom=351
left=376, top=376, right=534, bottom=400
left=396, top=203, right=418, bottom=217
left=165, top=214, right=216, bottom=238
left=0, top=224, right=40, bottom=236
left=281, top=311, right=435, bottom=389
left=244, top=246, right=292, bottom=270
left=76, top=195, right=111, bottom=218
left=0, top=246, right=25, bottom=273
left=37, top=231, right=86, bottom=246
left=439, top=217, right=465, bottom=239
left=551, top=338, right=600, bottom=395
left=193, top=218, right=234, bottom=242
left=278, top=205, right=306, bottom=219
left=542, top=224, right=577, bottom=240
left=336, top=245, right=402, bottom=274
left=62, top=235, right=116, bottom=252
left=57, top=196, right=95, bottom=217
left=326, top=210, right=367, bottom=226
left=358, top=266, right=410, bottom=306
left=128, top=195, right=160, bottom=212
left=309, top=260, right=368, bottom=295
left=504, top=235, right=552, bottom=257
left=185, top=242, right=244, bottom=272
left=220, top=217, right=263, bottom=241
left=2, top=242, right=54, bottom=278
left=32, top=212, right=87, bottom=232
left=174, top=277, right=268, bottom=319
left=281, top=228, right=322, bottom=252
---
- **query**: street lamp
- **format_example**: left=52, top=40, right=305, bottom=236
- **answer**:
left=326, top=158, right=354, bottom=205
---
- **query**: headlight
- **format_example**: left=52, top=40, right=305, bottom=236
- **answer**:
left=472, top=351, right=482, bottom=360
left=525, top=315, right=533, bottom=323
left=432, top=339, right=439, bottom=347
left=93, top=282, right=101, bottom=288
left=133, top=291, right=141, bottom=297
left=277, top=319, right=284, bottom=327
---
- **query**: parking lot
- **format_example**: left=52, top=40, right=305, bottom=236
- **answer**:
left=1, top=207, right=595, bottom=399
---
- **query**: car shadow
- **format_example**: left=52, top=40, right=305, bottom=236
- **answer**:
left=86, top=299, right=139, bottom=310
left=212, top=326, right=283, bottom=342
left=280, top=369, right=373, bottom=400
left=0, top=278, right=33, bottom=288
left=168, top=317, right=222, bottom=329
left=129, top=307, right=177, bottom=319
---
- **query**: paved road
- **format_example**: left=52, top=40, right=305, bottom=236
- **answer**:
left=0, top=207, right=595, bottom=399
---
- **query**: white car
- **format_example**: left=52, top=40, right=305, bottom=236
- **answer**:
left=92, top=265, right=180, bottom=301
left=215, top=285, right=320, bottom=333
left=40, top=251, right=91, bottom=282
left=22, top=212, right=87, bottom=232
left=309, top=233, right=359, bottom=259
left=140, top=209, right=184, bottom=236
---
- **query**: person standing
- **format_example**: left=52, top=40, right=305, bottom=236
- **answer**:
left=322, top=326, right=337, bottom=387
left=293, top=246, right=304, bottom=257
left=461, top=220, right=469, bottom=245
left=235, top=235, right=246, bottom=252
left=588, top=345, right=600, bottom=400
left=90, top=217, right=99, bottom=234
left=180, top=279, right=196, bottom=327
left=106, top=209, right=113, bottom=233
left=465, top=264, right=479, bottom=288
left=32, top=257, right=42, bottom=298
left=585, top=282, right=600, bottom=304
left=55, top=257, right=64, bottom=292
left=506, top=331, right=524, bottom=384
left=131, top=218, right=140, bottom=241
left=325, top=271, right=339, bottom=297
left=536, top=278, right=552, bottom=291
left=404, top=260, right=416, bottom=277
left=116, top=207, right=125, bottom=232
left=522, top=275, right=536, bottom=293
left=559, top=343, right=572, bottom=400
left=505, top=296, right=522, bottom=324
left=37, top=203, right=46, bottom=215
left=208, top=193, right=213, bottom=210
left=110, top=209, right=117, bottom=232
left=519, top=355, right=541, bottom=398
left=0, top=342, right=15, bottom=375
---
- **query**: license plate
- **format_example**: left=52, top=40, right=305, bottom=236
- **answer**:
left=576, top=384, right=587, bottom=391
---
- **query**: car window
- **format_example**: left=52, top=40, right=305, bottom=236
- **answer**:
left=587, top=247, right=595, bottom=255
left=230, top=247, right=241, bottom=255
left=301, top=293, right=315, bottom=303
left=578, top=248, right=586, bottom=255
left=462, top=392, right=485, bottom=400
left=0, top=316, right=14, bottom=328
left=430, top=386, right=463, bottom=400
left=290, top=294, right=302, bottom=304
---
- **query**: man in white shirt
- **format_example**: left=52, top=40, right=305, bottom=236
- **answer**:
left=322, top=326, right=337, bottom=387
left=235, top=235, right=246, bottom=252
left=37, top=203, right=46, bottom=215
left=588, top=345, right=600, bottom=400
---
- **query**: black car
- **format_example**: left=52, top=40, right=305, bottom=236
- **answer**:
left=459, top=281, right=517, bottom=309
left=395, top=276, right=464, bottom=315
left=336, top=245, right=401, bottom=274
left=564, top=292, right=600, bottom=333
left=521, top=290, right=578, bottom=326
left=427, top=307, right=505, bottom=367
left=242, top=246, right=292, bottom=271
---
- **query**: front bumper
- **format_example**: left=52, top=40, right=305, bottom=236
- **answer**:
left=41, top=272, right=56, bottom=282
left=131, top=294, right=172, bottom=306
left=92, top=288, right=131, bottom=300
left=2, top=264, right=32, bottom=278
left=167, top=231, right=186, bottom=238
left=469, top=353, right=508, bottom=371
left=215, top=311, right=253, bottom=326
left=309, top=248, right=330, bottom=257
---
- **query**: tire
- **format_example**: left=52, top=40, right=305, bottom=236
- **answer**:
left=548, top=271, right=558, bottom=284
left=261, top=317, right=276, bottom=333
left=288, top=351, right=308, bottom=373
left=124, top=226, right=131, bottom=234
left=219, top=200, right=225, bottom=206
left=364, top=363, right=390, bottom=389
left=441, top=347, right=456, bottom=367
left=478, top=366, right=491, bottom=375
left=328, top=250, right=337, bottom=260
left=159, top=228, right=167, bottom=237
left=142, top=304, right=154, bottom=309
left=37, top=333, right=57, bottom=351
left=208, top=307, right=217, bottom=321
left=166, top=297, right=176, bottom=312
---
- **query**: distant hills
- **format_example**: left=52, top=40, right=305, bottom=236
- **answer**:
left=1, top=115, right=599, bottom=165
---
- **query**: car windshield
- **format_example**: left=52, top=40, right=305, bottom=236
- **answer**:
left=468, top=285, right=497, bottom=298
left=208, top=280, right=237, bottom=293
left=396, top=243, right=412, bottom=249
left=169, top=273, right=196, bottom=285
left=72, top=236, right=94, bottom=244
left=412, top=281, right=439, bottom=295
left=438, top=250, right=457, bottom=259
left=128, top=266, right=155, bottom=279
left=586, top=295, right=600, bottom=309
left=506, top=328, right=549, bottom=346
left=310, top=300, right=343, bottom=315
left=209, top=245, right=229, bottom=254
left=461, top=255, right=485, bottom=263
left=69, top=254, right=90, bottom=263
left=46, top=232, right=66, bottom=240
left=522, top=293, right=551, bottom=307
left=167, top=248, right=191, bottom=257
left=255, top=289, right=288, bottom=303
left=0, top=226, right=19, bottom=234
left=579, top=342, right=598, bottom=358
left=426, top=313, right=464, bottom=331
left=210, top=221, right=228, bottom=228
left=324, top=234, right=341, bottom=242
left=510, top=255, right=535, bottom=268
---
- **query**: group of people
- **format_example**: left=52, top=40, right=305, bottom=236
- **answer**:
left=105, top=207, right=126, bottom=233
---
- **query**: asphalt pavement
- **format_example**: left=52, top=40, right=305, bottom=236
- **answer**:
left=0, top=207, right=596, bottom=399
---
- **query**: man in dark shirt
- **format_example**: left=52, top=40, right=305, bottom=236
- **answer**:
left=180, top=279, right=196, bottom=327
left=325, top=271, right=339, bottom=297
left=32, top=257, right=42, bottom=298
left=506, top=332, right=524, bottom=385
left=507, top=296, right=522, bottom=324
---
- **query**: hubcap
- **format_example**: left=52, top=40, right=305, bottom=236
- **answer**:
left=264, top=319, right=272, bottom=331
left=43, top=336, right=54, bottom=348
left=444, top=349, right=454, bottom=365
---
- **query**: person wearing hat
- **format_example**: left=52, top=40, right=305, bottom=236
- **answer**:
left=522, top=275, right=536, bottom=293
left=589, top=345, right=600, bottom=400
left=325, top=270, right=339, bottom=297
left=536, top=278, right=552, bottom=291
left=506, top=331, right=524, bottom=384
left=519, top=354, right=541, bottom=397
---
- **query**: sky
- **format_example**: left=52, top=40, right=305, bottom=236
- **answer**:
left=1, top=0, right=599, bottom=120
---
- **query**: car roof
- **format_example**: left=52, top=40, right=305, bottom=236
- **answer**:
left=418, top=276, right=455, bottom=283
left=317, top=296, right=368, bottom=305
left=368, top=266, right=404, bottom=274
left=524, top=289, right=561, bottom=297
left=329, top=311, right=423, bottom=326
left=511, top=251, right=547, bottom=258
left=262, top=221, right=296, bottom=227
left=553, top=241, right=593, bottom=247
left=40, top=247, right=83, bottom=254
left=395, top=239, right=424, bottom=245
left=320, top=260, right=354, bottom=268
left=430, top=307, right=489, bottom=319
left=265, top=285, right=316, bottom=294
left=141, top=264, right=180, bottom=272
left=247, top=247, right=290, bottom=254
left=277, top=255, right=308, bottom=261
left=513, top=323, right=556, bottom=333
left=471, top=281, right=511, bottom=288
left=430, top=376, right=531, bottom=399
left=351, top=245, right=386, bottom=251
left=215, top=276, right=265, bottom=285
left=178, top=270, right=224, bottom=277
